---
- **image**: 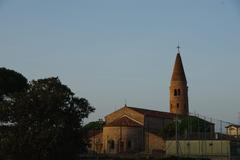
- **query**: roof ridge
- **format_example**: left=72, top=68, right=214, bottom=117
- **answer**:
left=105, top=116, right=143, bottom=127
left=127, top=106, right=177, bottom=119
left=127, top=106, right=173, bottom=114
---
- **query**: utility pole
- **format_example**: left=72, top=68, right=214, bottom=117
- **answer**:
left=175, top=113, right=179, bottom=159
left=238, top=112, right=240, bottom=125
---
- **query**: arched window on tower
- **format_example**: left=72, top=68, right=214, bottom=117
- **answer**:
left=174, top=89, right=177, bottom=96
left=178, top=89, right=181, bottom=96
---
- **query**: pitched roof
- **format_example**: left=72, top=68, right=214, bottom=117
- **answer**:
left=126, top=106, right=214, bottom=125
left=105, top=116, right=142, bottom=127
left=127, top=106, right=177, bottom=119
left=171, top=53, right=187, bottom=82
left=225, top=124, right=240, bottom=128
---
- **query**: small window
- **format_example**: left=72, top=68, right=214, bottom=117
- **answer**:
left=110, top=140, right=114, bottom=149
left=108, top=140, right=115, bottom=149
left=174, top=89, right=177, bottom=96
left=178, top=89, right=181, bottom=95
left=177, top=103, right=179, bottom=108
left=96, top=138, right=100, bottom=144
left=120, top=141, right=124, bottom=151
left=127, top=140, right=132, bottom=149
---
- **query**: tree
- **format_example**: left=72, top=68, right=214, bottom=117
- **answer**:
left=83, top=119, right=105, bottom=131
left=0, top=77, right=95, bottom=160
left=159, top=116, right=212, bottom=139
left=0, top=67, right=27, bottom=101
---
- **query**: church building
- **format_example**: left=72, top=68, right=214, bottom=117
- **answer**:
left=87, top=48, right=214, bottom=154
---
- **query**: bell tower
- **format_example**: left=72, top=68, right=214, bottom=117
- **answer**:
left=169, top=46, right=189, bottom=115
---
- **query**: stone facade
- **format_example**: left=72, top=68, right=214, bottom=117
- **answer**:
left=145, top=132, right=165, bottom=154
left=103, top=126, right=144, bottom=153
left=88, top=132, right=103, bottom=153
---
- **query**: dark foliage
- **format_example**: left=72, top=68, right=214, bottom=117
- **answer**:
left=159, top=116, right=212, bottom=138
left=0, top=67, right=27, bottom=101
left=84, top=119, right=105, bottom=131
left=0, top=77, right=95, bottom=160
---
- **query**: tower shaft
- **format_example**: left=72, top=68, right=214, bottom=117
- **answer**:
left=170, top=52, right=189, bottom=115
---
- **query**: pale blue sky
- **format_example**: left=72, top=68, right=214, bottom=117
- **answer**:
left=0, top=0, right=240, bottom=124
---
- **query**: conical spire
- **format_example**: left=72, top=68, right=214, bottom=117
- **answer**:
left=171, top=52, right=187, bottom=82
left=169, top=47, right=189, bottom=115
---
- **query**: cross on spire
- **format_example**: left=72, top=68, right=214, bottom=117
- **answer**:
left=177, top=45, right=180, bottom=53
left=124, top=98, right=127, bottom=107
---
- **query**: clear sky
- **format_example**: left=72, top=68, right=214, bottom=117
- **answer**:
left=0, top=0, right=240, bottom=124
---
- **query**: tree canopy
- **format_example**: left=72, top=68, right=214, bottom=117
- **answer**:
left=0, top=67, right=27, bottom=101
left=0, top=77, right=95, bottom=160
left=159, top=116, right=212, bottom=139
left=83, top=119, right=105, bottom=131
